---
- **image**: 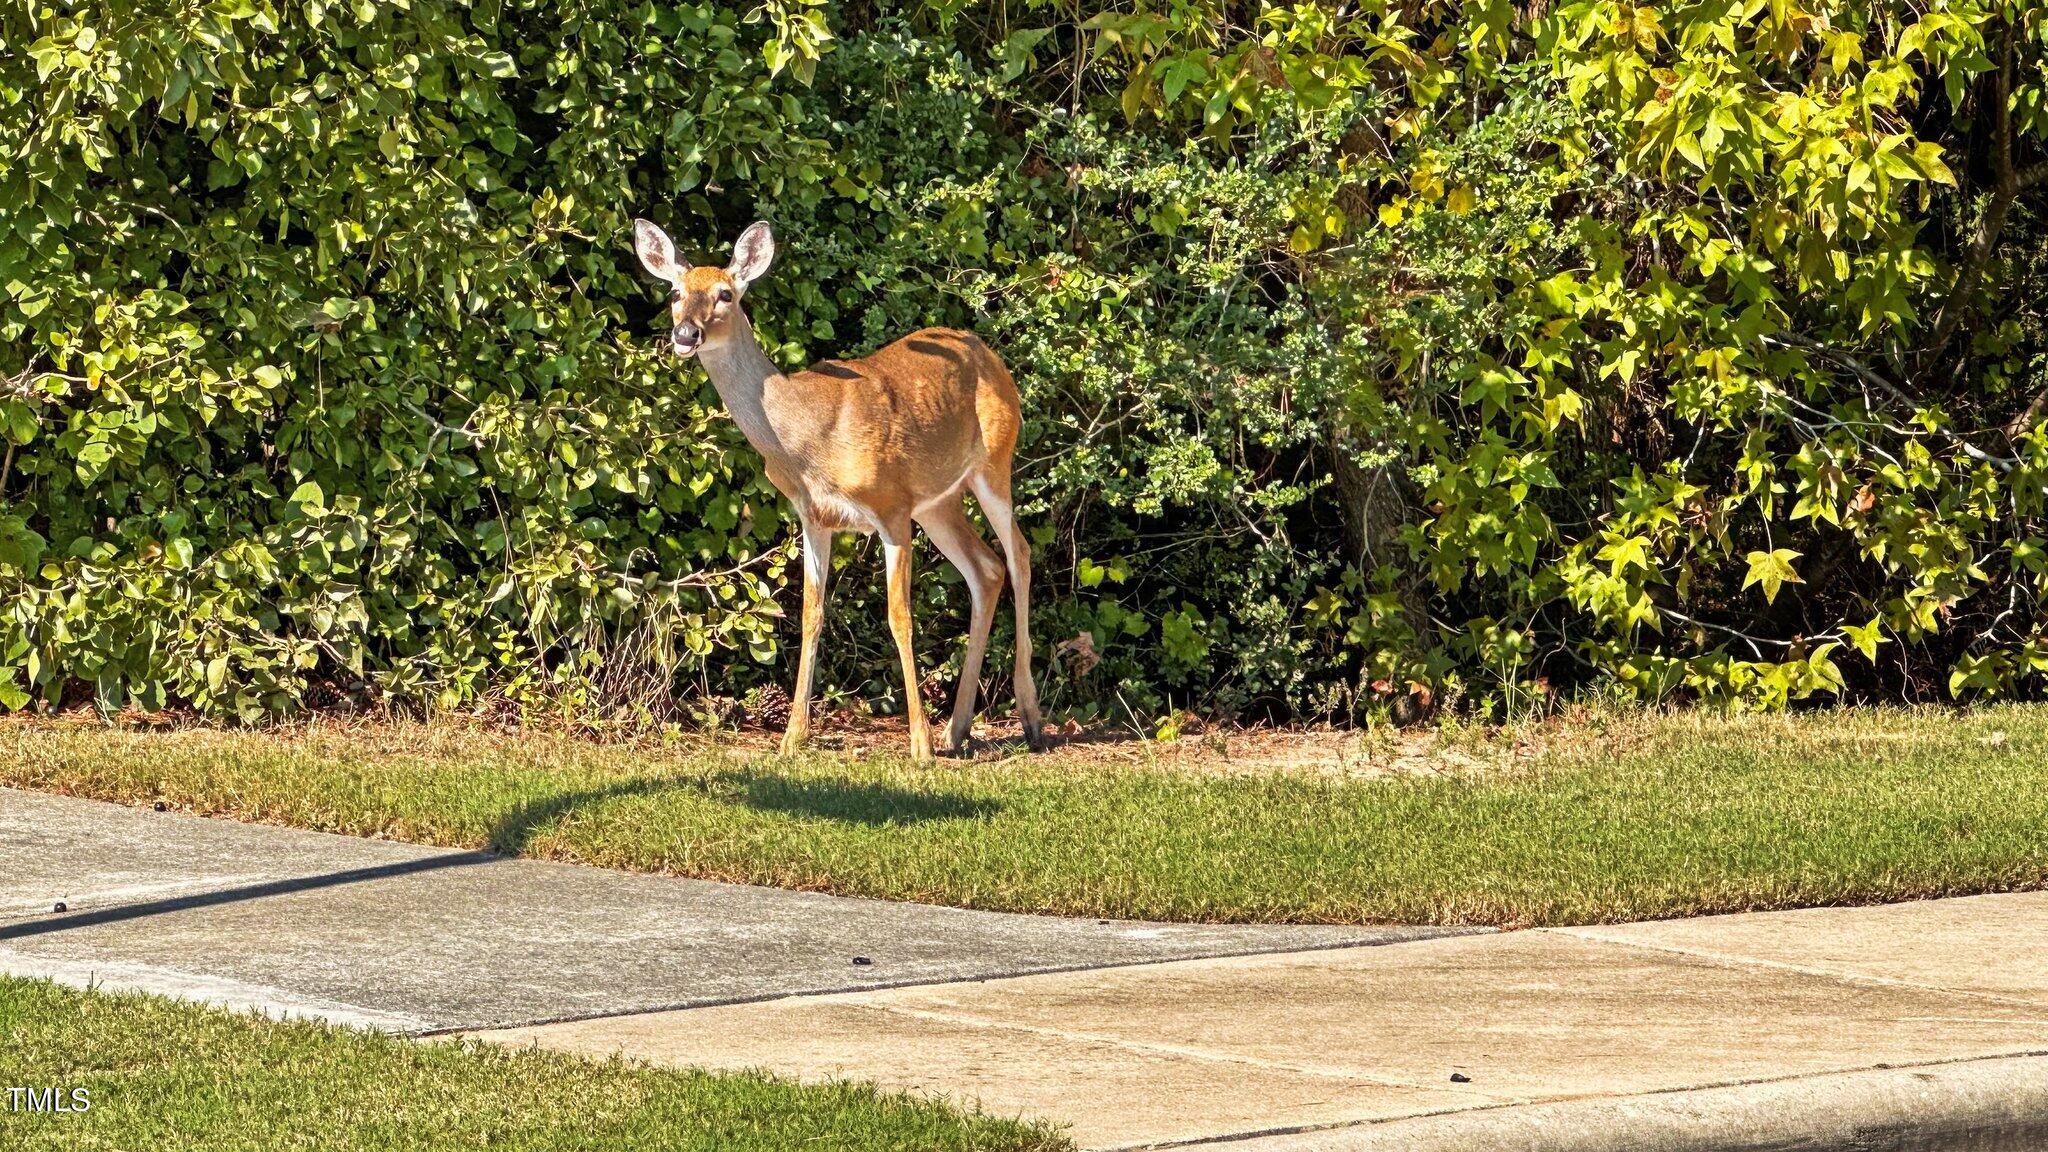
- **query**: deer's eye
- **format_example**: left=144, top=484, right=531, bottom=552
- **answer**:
left=716, top=287, right=734, bottom=304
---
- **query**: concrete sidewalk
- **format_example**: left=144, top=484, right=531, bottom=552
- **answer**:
left=476, top=893, right=2048, bottom=1149
left=0, top=787, right=1450, bottom=1031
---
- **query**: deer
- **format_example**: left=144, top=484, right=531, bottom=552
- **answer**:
left=632, top=217, right=1045, bottom=762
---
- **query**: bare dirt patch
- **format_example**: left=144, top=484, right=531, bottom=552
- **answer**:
left=692, top=712, right=1530, bottom=778
left=2, top=704, right=1593, bottom=779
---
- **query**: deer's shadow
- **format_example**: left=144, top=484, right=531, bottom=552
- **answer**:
left=487, top=768, right=996, bottom=851
left=722, top=770, right=995, bottom=824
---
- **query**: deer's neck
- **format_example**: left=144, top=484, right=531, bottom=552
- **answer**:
left=696, top=310, right=788, bottom=458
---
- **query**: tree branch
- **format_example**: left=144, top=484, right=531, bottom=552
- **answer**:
left=2008, top=390, right=2048, bottom=441
left=1919, top=20, right=2021, bottom=377
left=1769, top=333, right=2018, bottom=470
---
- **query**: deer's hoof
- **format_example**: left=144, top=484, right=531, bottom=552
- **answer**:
left=1023, top=725, right=1048, bottom=754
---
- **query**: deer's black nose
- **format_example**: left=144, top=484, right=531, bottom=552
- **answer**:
left=674, top=322, right=702, bottom=344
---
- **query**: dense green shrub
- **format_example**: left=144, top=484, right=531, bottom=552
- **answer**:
left=2, top=0, right=2045, bottom=724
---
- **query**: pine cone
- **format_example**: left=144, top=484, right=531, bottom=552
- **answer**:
left=749, top=684, right=792, bottom=730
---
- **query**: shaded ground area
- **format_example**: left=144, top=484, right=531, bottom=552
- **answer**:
left=0, top=789, right=1456, bottom=1032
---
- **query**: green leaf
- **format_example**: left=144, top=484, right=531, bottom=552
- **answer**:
left=3, top=401, right=37, bottom=445
left=73, top=441, right=115, bottom=483
left=998, top=28, right=1053, bottom=82
left=0, top=671, right=28, bottom=712
left=1742, top=549, right=1803, bottom=605
left=1843, top=618, right=1887, bottom=662
left=0, top=516, right=46, bottom=572
left=1598, top=535, right=1653, bottom=577
left=289, top=480, right=327, bottom=516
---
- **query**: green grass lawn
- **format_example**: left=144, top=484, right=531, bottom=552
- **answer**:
left=5, top=706, right=2048, bottom=926
left=0, top=978, right=1064, bottom=1152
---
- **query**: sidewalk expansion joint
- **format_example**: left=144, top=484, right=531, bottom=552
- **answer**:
left=443, top=930, right=1485, bottom=1038
left=842, top=1000, right=1495, bottom=1100
left=1548, top=926, right=2048, bottom=1014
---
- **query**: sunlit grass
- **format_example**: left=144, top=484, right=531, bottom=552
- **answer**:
left=6, top=706, right=2048, bottom=926
left=0, top=978, right=1067, bottom=1152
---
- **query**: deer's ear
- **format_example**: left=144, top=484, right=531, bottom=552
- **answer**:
left=633, top=218, right=687, bottom=283
left=727, top=221, right=775, bottom=292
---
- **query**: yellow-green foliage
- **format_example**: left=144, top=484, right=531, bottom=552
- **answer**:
left=1, top=1, right=2044, bottom=721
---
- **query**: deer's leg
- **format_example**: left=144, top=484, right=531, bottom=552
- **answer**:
left=970, top=472, right=1045, bottom=752
left=918, top=501, right=1006, bottom=756
left=780, top=516, right=833, bottom=757
left=883, top=531, right=936, bottom=763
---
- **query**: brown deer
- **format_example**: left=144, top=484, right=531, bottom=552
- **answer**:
left=633, top=218, right=1044, bottom=761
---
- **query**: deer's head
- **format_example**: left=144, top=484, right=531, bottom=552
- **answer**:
left=632, top=219, right=776, bottom=359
